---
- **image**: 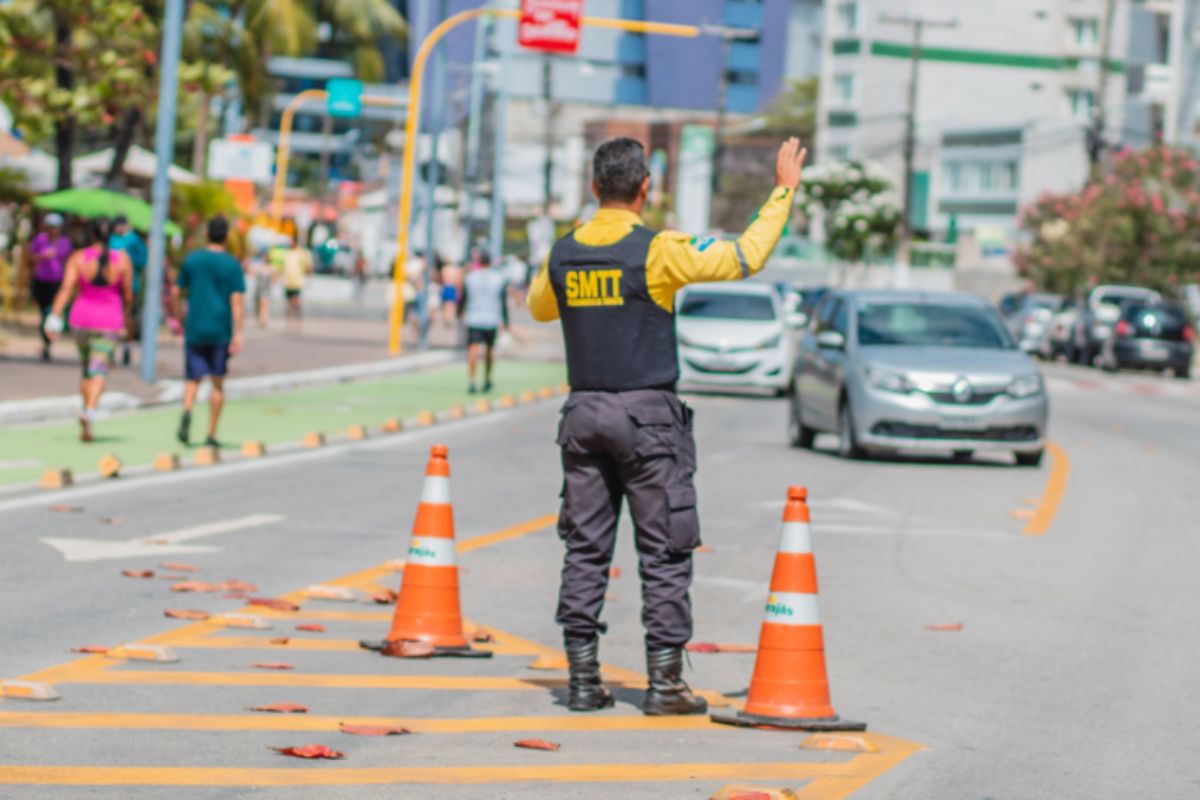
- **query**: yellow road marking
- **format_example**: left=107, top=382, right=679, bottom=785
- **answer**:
left=50, top=670, right=642, bottom=691
left=1023, top=442, right=1070, bottom=536
left=792, top=734, right=926, bottom=799
left=0, top=711, right=720, bottom=734
left=247, top=609, right=392, bottom=622
left=457, top=514, right=557, bottom=554
left=171, top=635, right=532, bottom=656
left=0, top=759, right=872, bottom=786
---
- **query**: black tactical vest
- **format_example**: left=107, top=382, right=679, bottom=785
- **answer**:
left=547, top=225, right=679, bottom=391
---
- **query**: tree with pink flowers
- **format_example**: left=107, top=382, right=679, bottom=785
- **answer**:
left=1016, top=145, right=1200, bottom=294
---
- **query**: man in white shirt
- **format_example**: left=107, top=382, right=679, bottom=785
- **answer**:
left=459, top=252, right=508, bottom=393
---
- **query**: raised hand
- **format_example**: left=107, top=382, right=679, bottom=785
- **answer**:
left=774, top=137, right=807, bottom=191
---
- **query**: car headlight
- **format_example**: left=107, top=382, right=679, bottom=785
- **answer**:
left=760, top=334, right=782, bottom=349
left=1007, top=373, right=1043, bottom=398
left=867, top=367, right=914, bottom=394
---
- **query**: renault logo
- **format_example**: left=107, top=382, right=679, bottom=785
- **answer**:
left=951, top=378, right=973, bottom=403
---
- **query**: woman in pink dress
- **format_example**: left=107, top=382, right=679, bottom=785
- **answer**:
left=45, top=219, right=133, bottom=442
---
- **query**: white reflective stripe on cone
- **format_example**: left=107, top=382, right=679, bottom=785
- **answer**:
left=421, top=476, right=452, bottom=505
left=406, top=535, right=457, bottom=567
left=777, top=522, right=813, bottom=555
left=762, top=592, right=821, bottom=626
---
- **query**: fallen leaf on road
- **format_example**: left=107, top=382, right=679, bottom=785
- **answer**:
left=252, top=662, right=295, bottom=670
left=164, top=609, right=210, bottom=620
left=220, top=580, right=259, bottom=593
left=686, top=642, right=720, bottom=653
left=924, top=623, right=963, bottom=632
left=49, top=504, right=83, bottom=513
left=160, top=562, right=199, bottom=572
left=121, top=569, right=154, bottom=579
left=272, top=744, right=343, bottom=760
left=170, top=581, right=219, bottom=593
left=97, top=516, right=122, bottom=525
left=339, top=723, right=413, bottom=736
left=270, top=637, right=290, bottom=646
left=70, top=645, right=109, bottom=654
left=609, top=566, right=621, bottom=579
left=296, top=624, right=326, bottom=633
left=249, top=703, right=309, bottom=714
left=249, top=597, right=301, bottom=612
left=370, top=588, right=398, bottom=605
left=381, top=640, right=435, bottom=659
left=514, top=739, right=561, bottom=751
left=471, top=630, right=494, bottom=643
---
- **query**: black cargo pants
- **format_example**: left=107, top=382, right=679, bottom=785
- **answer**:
left=554, top=389, right=701, bottom=649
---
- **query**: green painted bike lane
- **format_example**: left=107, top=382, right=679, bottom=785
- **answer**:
left=0, top=361, right=565, bottom=488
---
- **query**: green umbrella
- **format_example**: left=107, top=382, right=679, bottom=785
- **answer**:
left=34, top=188, right=182, bottom=237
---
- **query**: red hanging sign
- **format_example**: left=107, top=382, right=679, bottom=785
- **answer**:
left=518, top=0, right=584, bottom=54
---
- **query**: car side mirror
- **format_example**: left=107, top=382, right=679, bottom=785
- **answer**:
left=816, top=331, right=845, bottom=350
left=787, top=311, right=808, bottom=329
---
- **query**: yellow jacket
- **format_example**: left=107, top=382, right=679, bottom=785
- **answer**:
left=528, top=186, right=794, bottom=321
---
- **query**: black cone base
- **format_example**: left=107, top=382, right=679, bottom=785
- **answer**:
left=710, top=706, right=866, bottom=732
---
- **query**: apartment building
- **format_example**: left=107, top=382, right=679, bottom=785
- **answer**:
left=816, top=0, right=1132, bottom=237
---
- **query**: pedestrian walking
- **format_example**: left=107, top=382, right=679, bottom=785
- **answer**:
left=527, top=136, right=806, bottom=715
left=109, top=214, right=147, bottom=366
left=43, top=219, right=133, bottom=442
left=281, top=238, right=312, bottom=330
left=29, top=212, right=72, bottom=362
left=459, top=251, right=508, bottom=394
left=172, top=216, right=246, bottom=447
left=247, top=247, right=274, bottom=328
left=438, top=256, right=462, bottom=326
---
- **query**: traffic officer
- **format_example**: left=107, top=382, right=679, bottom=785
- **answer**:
left=528, top=136, right=806, bottom=715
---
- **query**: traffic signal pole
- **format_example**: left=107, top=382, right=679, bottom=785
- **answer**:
left=387, top=8, right=701, bottom=354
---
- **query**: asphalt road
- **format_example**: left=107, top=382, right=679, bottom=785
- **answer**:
left=0, top=361, right=1197, bottom=798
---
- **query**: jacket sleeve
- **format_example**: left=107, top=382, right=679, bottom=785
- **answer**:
left=526, top=257, right=560, bottom=322
left=646, top=186, right=794, bottom=311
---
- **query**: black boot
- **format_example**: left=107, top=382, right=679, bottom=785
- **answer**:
left=565, top=638, right=614, bottom=712
left=643, top=646, right=708, bottom=716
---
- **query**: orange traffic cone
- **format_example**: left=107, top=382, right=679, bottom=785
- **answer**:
left=360, top=445, right=490, bottom=658
left=711, top=486, right=864, bottom=731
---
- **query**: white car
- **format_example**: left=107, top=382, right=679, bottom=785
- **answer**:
left=676, top=283, right=794, bottom=394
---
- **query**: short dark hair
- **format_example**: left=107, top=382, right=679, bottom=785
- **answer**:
left=592, top=138, right=649, bottom=203
left=207, top=216, right=229, bottom=244
left=113, top=214, right=128, bottom=227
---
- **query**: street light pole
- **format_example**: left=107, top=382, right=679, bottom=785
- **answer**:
left=1089, top=0, right=1118, bottom=167
left=139, top=0, right=185, bottom=384
left=706, top=26, right=756, bottom=231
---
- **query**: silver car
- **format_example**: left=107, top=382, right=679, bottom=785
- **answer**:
left=788, top=290, right=1049, bottom=466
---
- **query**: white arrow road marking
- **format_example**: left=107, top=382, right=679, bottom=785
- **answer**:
left=41, top=513, right=285, bottom=562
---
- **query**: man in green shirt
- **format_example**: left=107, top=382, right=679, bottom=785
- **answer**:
left=172, top=216, right=246, bottom=447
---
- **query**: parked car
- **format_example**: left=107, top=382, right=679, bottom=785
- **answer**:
left=676, top=282, right=795, bottom=394
left=1038, top=297, right=1080, bottom=360
left=789, top=290, right=1049, bottom=466
left=1002, top=292, right=1064, bottom=354
left=1099, top=302, right=1194, bottom=378
left=1071, top=284, right=1161, bottom=366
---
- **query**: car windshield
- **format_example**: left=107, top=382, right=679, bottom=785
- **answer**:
left=857, top=302, right=1014, bottom=349
left=1122, top=304, right=1189, bottom=337
left=679, top=292, right=776, bottom=321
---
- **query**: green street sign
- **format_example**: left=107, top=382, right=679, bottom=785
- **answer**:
left=327, top=79, right=363, bottom=118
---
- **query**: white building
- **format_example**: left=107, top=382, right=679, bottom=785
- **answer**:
left=816, top=0, right=1133, bottom=238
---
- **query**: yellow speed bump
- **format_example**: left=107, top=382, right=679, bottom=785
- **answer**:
left=0, top=680, right=59, bottom=701
left=472, top=398, right=491, bottom=414
left=346, top=424, right=368, bottom=441
left=193, top=446, right=220, bottom=466
left=537, top=386, right=554, bottom=399
left=97, top=454, right=122, bottom=478
left=153, top=453, right=181, bottom=472
left=415, top=411, right=436, bottom=427
left=446, top=405, right=466, bottom=420
left=518, top=390, right=536, bottom=404
left=382, top=418, right=402, bottom=433
left=556, top=383, right=570, bottom=395
left=40, top=469, right=73, bottom=490
left=498, top=394, right=516, bottom=408
left=241, top=441, right=267, bottom=459
left=302, top=432, right=325, bottom=449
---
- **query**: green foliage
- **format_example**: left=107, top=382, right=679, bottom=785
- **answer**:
left=172, top=180, right=237, bottom=226
left=0, top=167, right=32, bottom=205
left=760, top=77, right=817, bottom=142
left=0, top=0, right=159, bottom=144
left=1017, top=145, right=1200, bottom=293
left=798, top=161, right=901, bottom=263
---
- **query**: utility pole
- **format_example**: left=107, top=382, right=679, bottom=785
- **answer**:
left=881, top=14, right=957, bottom=254
left=542, top=55, right=557, bottom=216
left=1089, top=0, right=1118, bottom=169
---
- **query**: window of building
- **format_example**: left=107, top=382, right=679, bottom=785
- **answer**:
left=943, top=162, right=963, bottom=192
left=1070, top=17, right=1099, bottom=47
left=836, top=2, right=858, bottom=34
left=833, top=73, right=855, bottom=106
left=828, top=144, right=851, bottom=162
left=1068, top=88, right=1096, bottom=121
left=1001, top=161, right=1019, bottom=191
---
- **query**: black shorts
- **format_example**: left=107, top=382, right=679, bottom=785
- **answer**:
left=467, top=327, right=497, bottom=347
left=285, top=288, right=301, bottom=300
left=185, top=342, right=230, bottom=380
